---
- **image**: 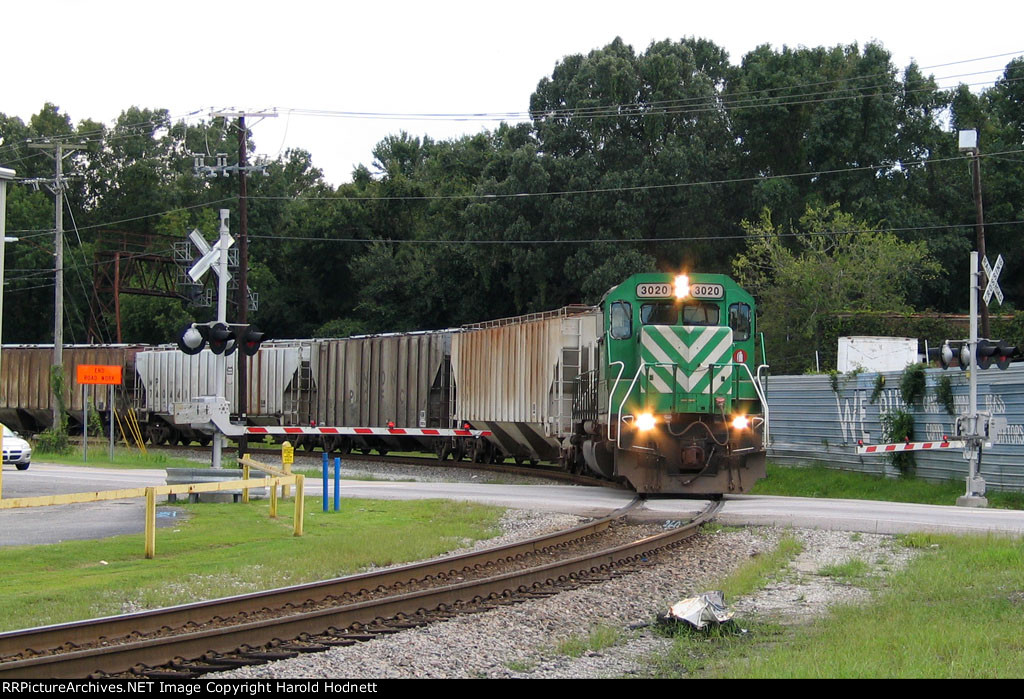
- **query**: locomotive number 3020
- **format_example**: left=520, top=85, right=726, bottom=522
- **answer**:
left=635, top=282, right=724, bottom=299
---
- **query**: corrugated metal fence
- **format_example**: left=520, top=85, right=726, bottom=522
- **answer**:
left=766, top=365, right=1024, bottom=491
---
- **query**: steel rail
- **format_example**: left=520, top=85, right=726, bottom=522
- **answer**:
left=0, top=500, right=635, bottom=672
left=0, top=500, right=720, bottom=679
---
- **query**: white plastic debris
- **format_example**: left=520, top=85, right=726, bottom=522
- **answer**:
left=666, top=591, right=733, bottom=630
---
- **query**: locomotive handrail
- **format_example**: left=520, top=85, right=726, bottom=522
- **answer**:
left=755, top=364, right=770, bottom=447
left=615, top=361, right=650, bottom=450
left=607, top=359, right=626, bottom=442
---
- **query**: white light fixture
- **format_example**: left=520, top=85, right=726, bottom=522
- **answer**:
left=958, top=129, right=978, bottom=153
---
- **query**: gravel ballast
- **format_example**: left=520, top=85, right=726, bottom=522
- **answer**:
left=204, top=458, right=917, bottom=679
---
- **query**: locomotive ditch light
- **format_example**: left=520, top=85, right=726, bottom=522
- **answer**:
left=674, top=274, right=690, bottom=300
left=731, top=415, right=750, bottom=430
left=635, top=412, right=657, bottom=431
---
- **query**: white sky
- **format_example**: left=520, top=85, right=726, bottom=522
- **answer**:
left=3, top=0, right=1022, bottom=185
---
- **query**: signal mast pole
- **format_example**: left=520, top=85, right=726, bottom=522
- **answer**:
left=207, top=110, right=274, bottom=459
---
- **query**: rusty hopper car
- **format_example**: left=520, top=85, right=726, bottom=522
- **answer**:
left=451, top=306, right=601, bottom=465
left=0, top=344, right=145, bottom=435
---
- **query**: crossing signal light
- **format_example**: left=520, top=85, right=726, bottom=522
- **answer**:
left=928, top=341, right=956, bottom=369
left=202, top=322, right=234, bottom=355
left=177, top=323, right=206, bottom=355
left=175, top=322, right=264, bottom=356
left=977, top=339, right=1016, bottom=370
left=235, top=326, right=266, bottom=356
left=939, top=338, right=1018, bottom=371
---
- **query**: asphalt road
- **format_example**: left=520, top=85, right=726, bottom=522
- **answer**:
left=3, top=464, right=1024, bottom=547
left=0, top=463, right=172, bottom=547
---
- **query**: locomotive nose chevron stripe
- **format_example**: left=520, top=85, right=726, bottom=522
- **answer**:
left=640, top=325, right=734, bottom=394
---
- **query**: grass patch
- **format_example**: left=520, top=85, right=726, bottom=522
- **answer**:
left=720, top=534, right=803, bottom=600
left=752, top=463, right=1024, bottom=510
left=645, top=533, right=802, bottom=677
left=31, top=446, right=208, bottom=470
left=714, top=534, right=1024, bottom=678
left=817, top=557, right=871, bottom=582
left=651, top=533, right=1024, bottom=678
left=555, top=624, right=625, bottom=658
left=0, top=497, right=503, bottom=632
left=505, top=658, right=538, bottom=673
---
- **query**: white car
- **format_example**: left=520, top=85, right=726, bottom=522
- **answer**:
left=3, top=426, right=31, bottom=470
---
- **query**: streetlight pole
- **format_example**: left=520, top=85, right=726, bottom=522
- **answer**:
left=0, top=167, right=13, bottom=499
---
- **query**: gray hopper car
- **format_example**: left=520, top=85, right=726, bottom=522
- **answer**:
left=0, top=317, right=593, bottom=469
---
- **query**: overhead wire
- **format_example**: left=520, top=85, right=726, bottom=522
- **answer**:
left=0, top=51, right=1020, bottom=164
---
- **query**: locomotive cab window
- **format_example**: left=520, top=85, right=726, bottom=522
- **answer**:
left=610, top=301, right=632, bottom=339
left=729, top=303, right=751, bottom=341
left=640, top=303, right=677, bottom=325
left=681, top=302, right=719, bottom=326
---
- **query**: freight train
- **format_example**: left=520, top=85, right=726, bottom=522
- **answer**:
left=0, top=272, right=768, bottom=494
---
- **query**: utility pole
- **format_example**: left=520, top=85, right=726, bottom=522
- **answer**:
left=199, top=110, right=274, bottom=459
left=236, top=114, right=251, bottom=460
left=959, top=130, right=988, bottom=338
left=27, top=140, right=86, bottom=428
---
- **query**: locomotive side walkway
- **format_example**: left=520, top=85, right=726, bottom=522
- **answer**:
left=4, top=464, right=1024, bottom=547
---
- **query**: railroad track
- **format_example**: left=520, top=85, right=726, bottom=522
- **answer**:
left=0, top=500, right=721, bottom=679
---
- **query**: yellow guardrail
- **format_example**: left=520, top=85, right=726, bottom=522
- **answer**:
left=0, top=472, right=306, bottom=559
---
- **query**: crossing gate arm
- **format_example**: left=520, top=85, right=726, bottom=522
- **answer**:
left=245, top=426, right=493, bottom=438
left=856, top=439, right=967, bottom=455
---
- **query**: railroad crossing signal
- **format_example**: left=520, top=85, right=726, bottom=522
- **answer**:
left=188, top=228, right=233, bottom=283
left=982, top=254, right=1004, bottom=306
left=176, top=322, right=266, bottom=356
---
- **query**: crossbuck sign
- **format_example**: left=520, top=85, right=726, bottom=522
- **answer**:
left=983, top=254, right=1004, bottom=306
left=188, top=228, right=234, bottom=283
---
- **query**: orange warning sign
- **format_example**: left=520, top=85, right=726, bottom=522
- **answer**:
left=76, top=364, right=123, bottom=385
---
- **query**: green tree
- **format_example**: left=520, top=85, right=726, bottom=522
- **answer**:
left=733, top=204, right=941, bottom=373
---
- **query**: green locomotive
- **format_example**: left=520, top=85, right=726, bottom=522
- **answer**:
left=574, top=271, right=768, bottom=494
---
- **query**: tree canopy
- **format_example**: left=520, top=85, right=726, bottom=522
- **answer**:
left=1, top=38, right=1021, bottom=373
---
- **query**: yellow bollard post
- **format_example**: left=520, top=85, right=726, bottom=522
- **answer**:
left=242, top=462, right=250, bottom=504
left=145, top=487, right=156, bottom=559
left=281, top=441, right=294, bottom=498
left=269, top=477, right=278, bottom=518
left=293, top=474, right=304, bottom=536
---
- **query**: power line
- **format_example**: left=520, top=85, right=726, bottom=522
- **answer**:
left=242, top=218, right=1024, bottom=247
left=0, top=51, right=1020, bottom=164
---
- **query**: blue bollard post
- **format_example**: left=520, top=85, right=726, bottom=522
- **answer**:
left=334, top=457, right=341, bottom=512
left=322, top=451, right=328, bottom=512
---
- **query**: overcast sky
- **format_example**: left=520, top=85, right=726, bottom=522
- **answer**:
left=3, top=0, right=1022, bottom=185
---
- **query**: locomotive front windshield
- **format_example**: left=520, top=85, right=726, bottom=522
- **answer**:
left=640, top=301, right=720, bottom=326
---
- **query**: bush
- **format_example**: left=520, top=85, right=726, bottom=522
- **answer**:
left=34, top=427, right=71, bottom=455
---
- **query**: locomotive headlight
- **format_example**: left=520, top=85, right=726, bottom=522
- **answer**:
left=674, top=274, right=690, bottom=299
left=731, top=415, right=750, bottom=430
left=635, top=412, right=657, bottom=431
